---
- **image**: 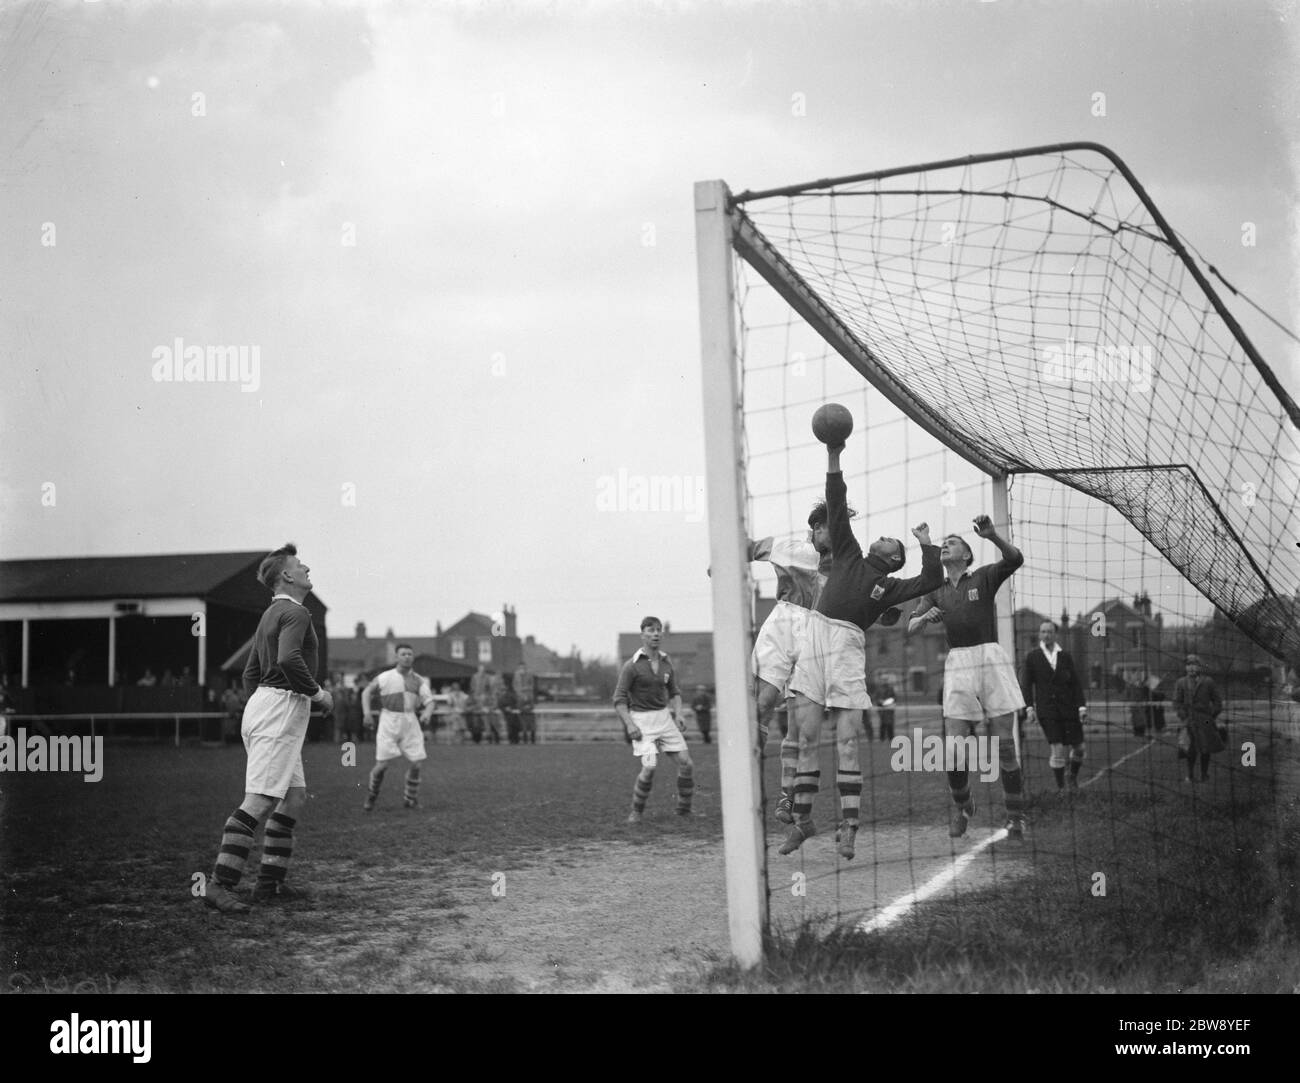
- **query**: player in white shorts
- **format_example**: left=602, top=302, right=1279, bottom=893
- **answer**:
left=360, top=644, right=437, bottom=811
left=782, top=437, right=942, bottom=860
left=908, top=516, right=1028, bottom=840
left=746, top=512, right=835, bottom=824
left=614, top=616, right=694, bottom=823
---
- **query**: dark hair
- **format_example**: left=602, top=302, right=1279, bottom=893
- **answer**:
left=945, top=534, right=975, bottom=568
left=395, top=643, right=414, bottom=653
left=1039, top=620, right=1058, bottom=633
left=640, top=616, right=663, bottom=631
left=257, top=543, right=298, bottom=590
left=808, top=500, right=858, bottom=529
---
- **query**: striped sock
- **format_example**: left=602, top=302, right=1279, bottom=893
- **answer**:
left=780, top=736, right=799, bottom=796
left=947, top=769, right=971, bottom=808
left=367, top=765, right=386, bottom=799
left=1069, top=745, right=1085, bottom=777
left=836, top=770, right=862, bottom=827
left=1002, top=767, right=1025, bottom=814
left=792, top=770, right=820, bottom=821
left=404, top=766, right=421, bottom=802
left=213, top=808, right=259, bottom=887
left=256, top=812, right=296, bottom=889
left=675, top=764, right=694, bottom=811
left=632, top=769, right=654, bottom=813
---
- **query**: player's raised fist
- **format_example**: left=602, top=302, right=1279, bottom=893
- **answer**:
left=973, top=514, right=995, bottom=537
left=911, top=522, right=931, bottom=544
left=924, top=606, right=943, bottom=623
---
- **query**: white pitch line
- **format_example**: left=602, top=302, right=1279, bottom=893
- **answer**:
left=857, top=735, right=1157, bottom=935
left=857, top=828, right=1007, bottom=934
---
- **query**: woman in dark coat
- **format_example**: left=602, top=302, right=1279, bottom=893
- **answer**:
left=1172, top=654, right=1224, bottom=782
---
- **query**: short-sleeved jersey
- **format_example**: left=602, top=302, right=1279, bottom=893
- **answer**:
left=367, top=668, right=435, bottom=716
left=243, top=596, right=321, bottom=698
left=613, top=648, right=681, bottom=712
left=748, top=536, right=831, bottom=610
left=917, top=556, right=1022, bottom=649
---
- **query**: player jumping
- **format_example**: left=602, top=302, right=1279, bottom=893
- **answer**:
left=746, top=507, right=835, bottom=822
left=360, top=644, right=437, bottom=811
left=907, top=518, right=1028, bottom=840
left=782, top=439, right=941, bottom=859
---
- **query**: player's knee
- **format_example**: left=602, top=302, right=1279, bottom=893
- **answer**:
left=241, top=794, right=276, bottom=821
left=279, top=787, right=307, bottom=817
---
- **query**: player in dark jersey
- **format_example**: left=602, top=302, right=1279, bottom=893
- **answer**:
left=908, top=517, right=1027, bottom=840
left=781, top=438, right=942, bottom=859
left=202, top=543, right=333, bottom=913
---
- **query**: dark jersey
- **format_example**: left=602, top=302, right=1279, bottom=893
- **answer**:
left=613, top=649, right=681, bottom=712
left=815, top=472, right=942, bottom=632
left=917, top=555, right=1022, bottom=649
left=243, top=597, right=321, bottom=698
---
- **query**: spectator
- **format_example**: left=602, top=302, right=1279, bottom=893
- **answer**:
left=447, top=684, right=470, bottom=743
left=500, top=684, right=522, bottom=744
left=161, top=669, right=178, bottom=688
left=874, top=681, right=897, bottom=742
left=1172, top=654, right=1225, bottom=783
left=469, top=664, right=491, bottom=744
left=179, top=666, right=196, bottom=686
left=221, top=683, right=244, bottom=742
left=690, top=686, right=714, bottom=744
left=514, top=666, right=537, bottom=744
left=339, top=682, right=363, bottom=745
left=137, top=668, right=158, bottom=687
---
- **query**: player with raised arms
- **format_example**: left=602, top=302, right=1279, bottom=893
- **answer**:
left=359, top=644, right=438, bottom=811
left=781, top=405, right=942, bottom=860
left=907, top=518, right=1028, bottom=840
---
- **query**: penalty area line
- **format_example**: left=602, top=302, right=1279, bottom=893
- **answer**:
left=856, top=735, right=1156, bottom=936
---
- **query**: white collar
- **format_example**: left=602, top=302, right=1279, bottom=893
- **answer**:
left=272, top=593, right=305, bottom=608
left=633, top=647, right=669, bottom=663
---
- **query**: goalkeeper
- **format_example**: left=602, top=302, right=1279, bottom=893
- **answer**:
left=782, top=438, right=941, bottom=859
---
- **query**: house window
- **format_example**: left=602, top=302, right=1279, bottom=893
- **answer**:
left=478, top=638, right=493, bottom=663
left=450, top=638, right=464, bottom=660
left=909, top=667, right=927, bottom=693
left=1128, top=624, right=1141, bottom=649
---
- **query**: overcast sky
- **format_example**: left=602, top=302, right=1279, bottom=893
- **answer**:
left=2, top=0, right=1297, bottom=662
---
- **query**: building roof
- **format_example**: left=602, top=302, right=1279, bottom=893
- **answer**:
left=442, top=612, right=495, bottom=637
left=0, top=551, right=325, bottom=605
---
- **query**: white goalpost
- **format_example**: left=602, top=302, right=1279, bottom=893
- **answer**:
left=694, top=179, right=766, bottom=967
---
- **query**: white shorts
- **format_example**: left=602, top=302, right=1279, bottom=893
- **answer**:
left=752, top=599, right=807, bottom=693
left=943, top=643, right=1026, bottom=721
left=629, top=707, right=688, bottom=764
left=788, top=610, right=872, bottom=710
left=242, top=686, right=311, bottom=798
left=376, top=711, right=428, bottom=762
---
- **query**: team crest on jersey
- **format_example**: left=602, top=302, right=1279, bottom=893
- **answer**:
left=870, top=584, right=886, bottom=600
left=967, top=588, right=979, bottom=601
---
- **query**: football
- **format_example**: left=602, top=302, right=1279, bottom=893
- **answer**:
left=811, top=402, right=854, bottom=445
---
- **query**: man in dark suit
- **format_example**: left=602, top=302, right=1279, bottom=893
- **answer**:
left=1020, top=620, right=1088, bottom=793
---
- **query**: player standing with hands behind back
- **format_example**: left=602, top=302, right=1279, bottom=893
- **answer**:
left=908, top=516, right=1028, bottom=840
left=202, top=543, right=332, bottom=913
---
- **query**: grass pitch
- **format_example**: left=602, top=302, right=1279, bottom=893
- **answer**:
left=2, top=707, right=1296, bottom=993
